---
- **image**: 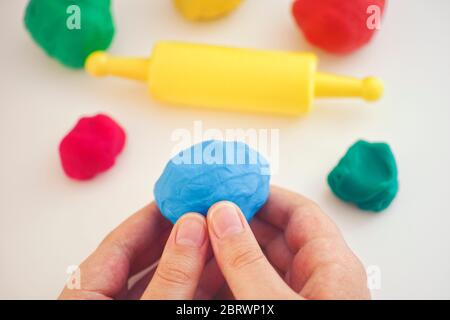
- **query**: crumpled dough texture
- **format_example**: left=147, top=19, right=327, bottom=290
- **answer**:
left=328, top=140, right=398, bottom=212
left=174, top=0, right=242, bottom=21
left=154, top=140, right=271, bottom=223
left=59, top=114, right=126, bottom=180
left=292, top=0, right=385, bottom=54
left=24, top=0, right=115, bottom=68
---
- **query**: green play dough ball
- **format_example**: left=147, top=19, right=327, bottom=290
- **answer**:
left=328, top=140, right=399, bottom=212
left=24, top=0, right=115, bottom=68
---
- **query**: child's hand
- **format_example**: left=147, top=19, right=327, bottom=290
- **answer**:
left=59, top=186, right=369, bottom=300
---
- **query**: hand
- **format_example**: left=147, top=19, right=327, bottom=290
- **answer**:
left=59, top=186, right=369, bottom=300
left=209, top=186, right=371, bottom=299
left=58, top=203, right=209, bottom=299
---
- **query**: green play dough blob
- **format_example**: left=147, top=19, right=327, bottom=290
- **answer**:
left=24, top=0, right=115, bottom=68
left=328, top=140, right=398, bottom=212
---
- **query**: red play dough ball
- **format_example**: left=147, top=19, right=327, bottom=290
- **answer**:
left=292, top=0, right=386, bottom=54
left=59, top=114, right=126, bottom=180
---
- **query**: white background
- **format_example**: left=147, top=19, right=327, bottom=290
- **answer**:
left=1, top=0, right=450, bottom=299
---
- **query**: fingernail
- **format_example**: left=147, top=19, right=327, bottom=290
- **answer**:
left=176, top=216, right=206, bottom=248
left=210, top=202, right=244, bottom=239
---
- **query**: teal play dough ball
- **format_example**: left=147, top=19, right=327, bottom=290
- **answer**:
left=328, top=140, right=399, bottom=212
left=24, top=0, right=115, bottom=68
left=154, top=140, right=271, bottom=223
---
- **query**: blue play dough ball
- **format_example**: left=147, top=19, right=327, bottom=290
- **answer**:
left=154, top=140, right=271, bottom=223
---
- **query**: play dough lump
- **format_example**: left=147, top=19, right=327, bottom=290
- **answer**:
left=24, top=0, right=115, bottom=68
left=174, top=0, right=242, bottom=21
left=328, top=140, right=398, bottom=212
left=292, top=0, right=385, bottom=54
left=154, top=140, right=271, bottom=223
left=59, top=114, right=126, bottom=180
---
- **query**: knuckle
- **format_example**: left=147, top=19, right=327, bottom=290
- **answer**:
left=294, top=201, right=323, bottom=219
left=228, top=245, right=265, bottom=271
left=290, top=204, right=339, bottom=236
left=156, top=261, right=192, bottom=286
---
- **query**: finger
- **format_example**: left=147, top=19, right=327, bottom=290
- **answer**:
left=142, top=213, right=208, bottom=300
left=215, top=284, right=235, bottom=300
left=291, top=236, right=370, bottom=299
left=250, top=217, right=279, bottom=248
left=59, top=203, right=171, bottom=299
left=251, top=218, right=293, bottom=274
left=131, top=240, right=223, bottom=300
left=195, top=256, right=226, bottom=300
left=264, top=234, right=294, bottom=273
left=259, top=187, right=369, bottom=299
left=257, top=186, right=341, bottom=252
left=125, top=264, right=158, bottom=300
left=256, top=185, right=308, bottom=228
left=207, top=201, right=299, bottom=300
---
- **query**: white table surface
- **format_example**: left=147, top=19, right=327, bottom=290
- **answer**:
left=1, top=0, right=450, bottom=299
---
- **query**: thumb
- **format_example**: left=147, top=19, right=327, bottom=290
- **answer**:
left=207, top=201, right=298, bottom=300
left=141, top=213, right=208, bottom=300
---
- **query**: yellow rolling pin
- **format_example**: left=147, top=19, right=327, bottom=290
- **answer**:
left=85, top=42, right=384, bottom=116
left=174, top=0, right=242, bottom=21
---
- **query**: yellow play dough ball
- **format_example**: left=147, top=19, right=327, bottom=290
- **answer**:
left=174, top=0, right=242, bottom=21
